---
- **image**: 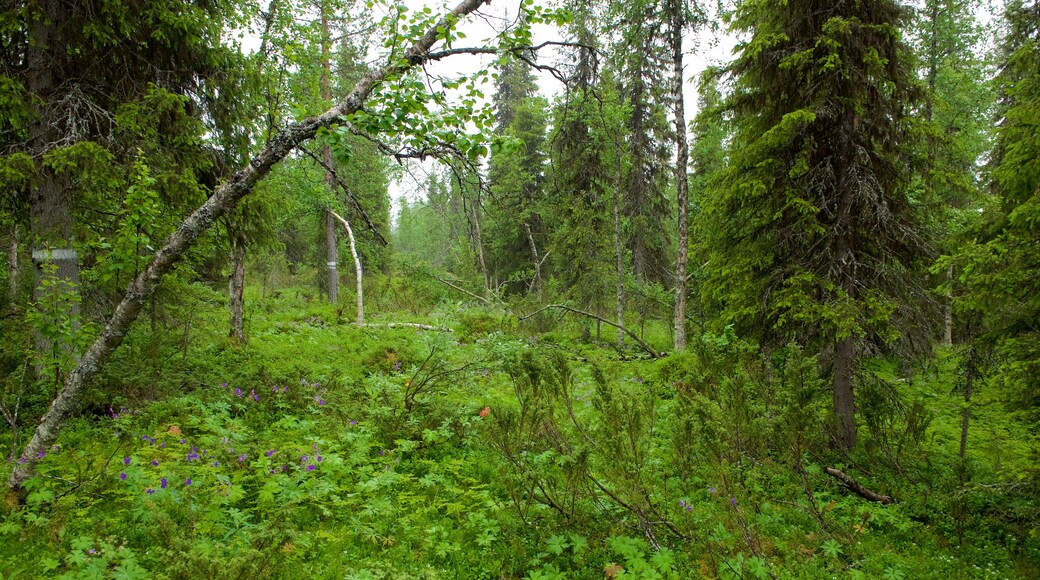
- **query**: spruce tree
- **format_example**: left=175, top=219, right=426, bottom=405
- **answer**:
left=702, top=0, right=928, bottom=449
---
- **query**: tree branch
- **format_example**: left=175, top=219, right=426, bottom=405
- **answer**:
left=824, top=467, right=894, bottom=504
left=519, top=304, right=662, bottom=359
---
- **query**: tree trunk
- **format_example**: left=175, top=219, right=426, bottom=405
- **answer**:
left=959, top=348, right=974, bottom=460
left=28, top=0, right=79, bottom=361
left=321, top=2, right=338, bottom=305
left=469, top=196, right=491, bottom=299
left=669, top=0, right=689, bottom=352
left=7, top=223, right=18, bottom=314
left=613, top=159, right=626, bottom=349
left=944, top=264, right=954, bottom=346
left=325, top=209, right=338, bottom=303
left=522, top=221, right=542, bottom=299
left=229, top=232, right=246, bottom=343
left=7, top=0, right=491, bottom=491
left=833, top=335, right=857, bottom=450
left=330, top=211, right=363, bottom=325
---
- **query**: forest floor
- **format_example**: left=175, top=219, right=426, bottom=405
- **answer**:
left=1, top=279, right=1037, bottom=579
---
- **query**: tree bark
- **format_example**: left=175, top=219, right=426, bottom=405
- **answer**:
left=229, top=232, right=246, bottom=343
left=7, top=0, right=491, bottom=491
left=669, top=0, right=689, bottom=352
left=833, top=335, right=856, bottom=450
left=613, top=145, right=626, bottom=349
left=321, top=2, right=338, bottom=305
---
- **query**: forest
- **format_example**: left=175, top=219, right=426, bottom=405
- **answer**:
left=0, top=0, right=1038, bottom=577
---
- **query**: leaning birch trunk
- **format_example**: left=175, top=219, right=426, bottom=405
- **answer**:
left=330, top=210, right=363, bottom=325
left=7, top=0, right=490, bottom=491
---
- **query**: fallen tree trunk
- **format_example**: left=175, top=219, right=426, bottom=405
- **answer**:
left=7, top=0, right=491, bottom=491
left=361, top=322, right=453, bottom=332
left=824, top=467, right=894, bottom=504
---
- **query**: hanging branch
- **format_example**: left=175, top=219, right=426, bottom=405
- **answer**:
left=519, top=304, right=662, bottom=359
left=298, top=146, right=387, bottom=247
left=329, top=210, right=363, bottom=325
left=6, top=0, right=493, bottom=492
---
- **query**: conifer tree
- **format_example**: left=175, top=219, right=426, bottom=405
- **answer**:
left=702, top=0, right=928, bottom=449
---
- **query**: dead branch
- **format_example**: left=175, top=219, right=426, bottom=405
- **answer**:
left=519, top=304, right=662, bottom=359
left=824, top=467, right=894, bottom=504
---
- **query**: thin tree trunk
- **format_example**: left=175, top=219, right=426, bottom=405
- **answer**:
left=326, top=209, right=338, bottom=303
left=613, top=153, right=626, bottom=349
left=321, top=2, right=338, bottom=304
left=469, top=198, right=491, bottom=298
left=7, top=0, right=490, bottom=491
left=522, top=221, right=542, bottom=299
left=669, top=0, right=689, bottom=352
left=944, top=264, right=954, bottom=346
left=959, top=348, right=974, bottom=460
left=229, top=233, right=246, bottom=343
left=833, top=335, right=857, bottom=450
left=330, top=210, right=363, bottom=325
left=7, top=223, right=18, bottom=313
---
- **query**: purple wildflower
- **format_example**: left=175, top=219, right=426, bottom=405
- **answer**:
left=251, top=389, right=259, bottom=401
left=123, top=456, right=131, bottom=466
left=266, top=449, right=277, bottom=457
left=234, top=387, right=243, bottom=397
left=316, top=455, right=323, bottom=463
left=709, top=487, right=716, bottom=494
left=146, top=488, right=154, bottom=495
left=120, top=472, right=127, bottom=481
left=306, top=464, right=316, bottom=472
left=186, top=451, right=199, bottom=461
left=180, top=438, right=186, bottom=444
left=213, top=461, right=219, bottom=467
left=18, top=456, right=26, bottom=464
left=160, top=442, right=166, bottom=449
left=151, top=459, right=159, bottom=467
left=221, top=381, right=227, bottom=388
left=161, top=477, right=168, bottom=489
left=88, top=548, right=95, bottom=555
left=36, top=451, right=45, bottom=460
left=238, top=454, right=247, bottom=462
left=185, top=478, right=192, bottom=486
left=730, top=498, right=738, bottom=507
left=393, top=361, right=402, bottom=371
left=301, top=455, right=308, bottom=463
left=349, top=420, right=358, bottom=426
